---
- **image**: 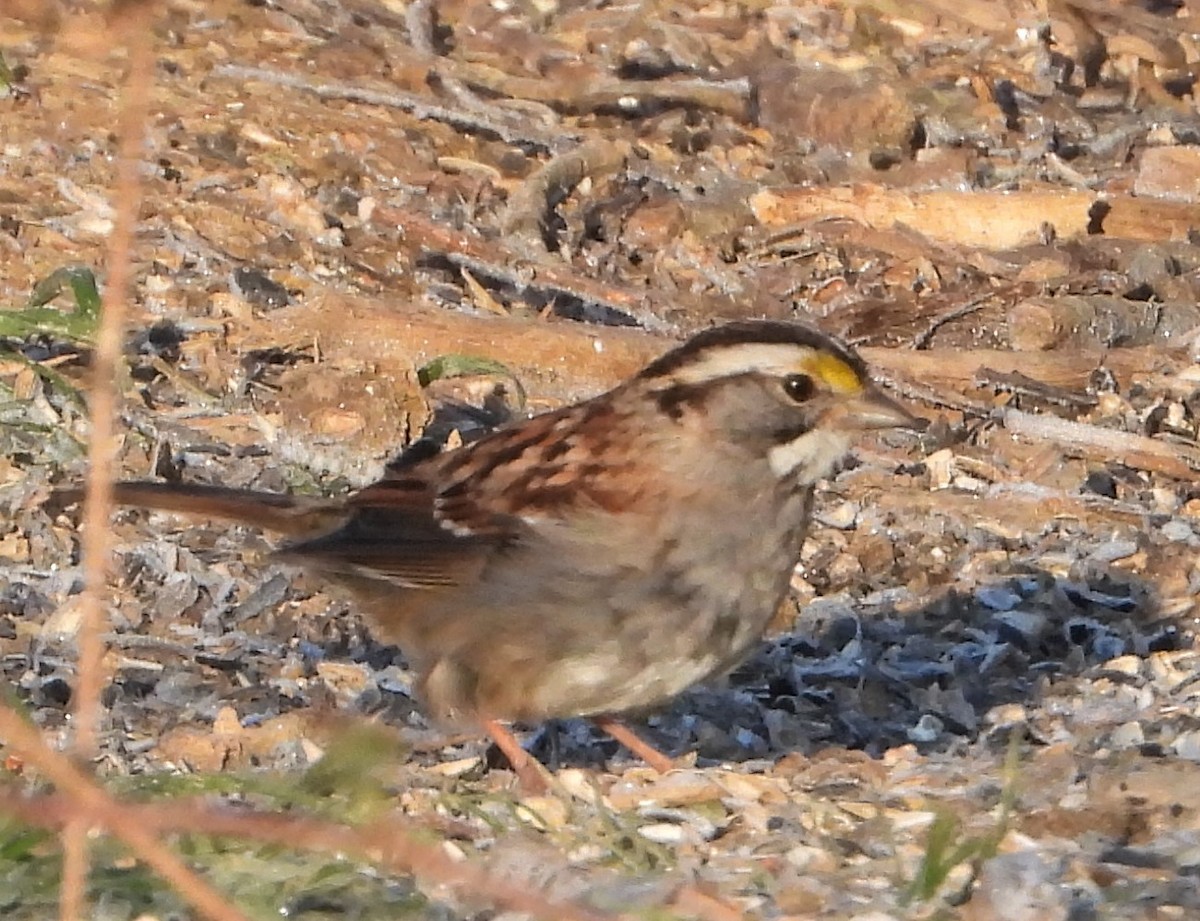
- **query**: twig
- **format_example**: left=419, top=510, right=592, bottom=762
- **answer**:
left=435, top=57, right=752, bottom=118
left=381, top=205, right=675, bottom=331
left=575, top=75, right=752, bottom=118
left=0, top=707, right=251, bottom=921
left=404, top=0, right=548, bottom=133
left=975, top=367, right=1099, bottom=410
left=0, top=792, right=619, bottom=921
left=911, top=292, right=993, bottom=349
left=501, top=138, right=632, bottom=244
left=402, top=0, right=437, bottom=55
left=875, top=478, right=1169, bottom=526
left=1043, top=151, right=1097, bottom=190
left=870, top=369, right=993, bottom=417
left=64, top=5, right=157, bottom=919
left=1001, top=407, right=1200, bottom=478
left=210, top=64, right=573, bottom=153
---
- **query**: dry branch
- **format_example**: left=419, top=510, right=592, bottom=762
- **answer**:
left=863, top=344, right=1180, bottom=394
left=1002, top=408, right=1200, bottom=478
left=434, top=57, right=752, bottom=118
left=0, top=707, right=251, bottom=921
left=0, top=793, right=617, bottom=921
left=252, top=292, right=1187, bottom=405
left=874, top=481, right=1160, bottom=530
left=64, top=5, right=157, bottom=917
left=211, top=64, right=573, bottom=152
left=750, top=185, right=1200, bottom=249
left=263, top=293, right=660, bottom=402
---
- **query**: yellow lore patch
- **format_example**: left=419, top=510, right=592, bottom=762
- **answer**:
left=805, top=352, right=864, bottom=394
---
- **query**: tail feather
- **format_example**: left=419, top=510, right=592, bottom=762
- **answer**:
left=57, top=482, right=346, bottom=537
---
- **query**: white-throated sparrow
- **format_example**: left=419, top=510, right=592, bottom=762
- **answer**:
left=80, top=321, right=915, bottom=787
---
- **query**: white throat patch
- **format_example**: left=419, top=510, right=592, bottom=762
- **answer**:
left=768, top=429, right=852, bottom=481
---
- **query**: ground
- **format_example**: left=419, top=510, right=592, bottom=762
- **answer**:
left=2, top=1, right=1200, bottom=919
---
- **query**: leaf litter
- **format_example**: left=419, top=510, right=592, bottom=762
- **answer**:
left=2, top=0, right=1200, bottom=918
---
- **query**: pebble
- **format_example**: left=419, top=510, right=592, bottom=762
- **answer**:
left=1146, top=652, right=1189, bottom=690
left=816, top=501, right=859, bottom=530
left=1160, top=519, right=1195, bottom=543
left=566, top=843, right=607, bottom=863
left=785, top=843, right=838, bottom=871
left=716, top=770, right=784, bottom=802
left=734, top=726, right=768, bottom=754
left=38, top=595, right=85, bottom=638
left=827, top=552, right=864, bottom=582
left=984, top=703, right=1028, bottom=728
left=1176, top=846, right=1200, bottom=870
left=969, top=851, right=1070, bottom=921
left=889, top=810, right=938, bottom=832
left=637, top=806, right=721, bottom=841
left=1108, top=721, right=1145, bottom=749
left=638, top=822, right=686, bottom=845
left=925, top=448, right=955, bottom=490
left=428, top=756, right=482, bottom=777
left=374, top=666, right=412, bottom=695
left=1151, top=488, right=1179, bottom=514
left=515, top=796, right=570, bottom=831
left=1088, top=540, right=1140, bottom=563
left=992, top=608, right=1048, bottom=641
left=606, top=770, right=726, bottom=810
left=1101, top=655, right=1143, bottom=677
left=1172, top=730, right=1200, bottom=762
left=299, top=737, right=325, bottom=764
left=976, top=585, right=1022, bottom=611
left=907, top=714, right=943, bottom=743
left=315, top=660, right=371, bottom=701
left=555, top=767, right=601, bottom=802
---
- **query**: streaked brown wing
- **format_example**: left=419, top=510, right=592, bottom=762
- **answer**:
left=283, top=400, right=646, bottom=588
left=428, top=401, right=648, bottom=527
left=278, top=462, right=520, bottom=590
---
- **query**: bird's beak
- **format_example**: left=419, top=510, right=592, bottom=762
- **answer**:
left=835, top=387, right=923, bottom=431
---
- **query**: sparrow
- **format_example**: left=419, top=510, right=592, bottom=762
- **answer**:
left=72, top=320, right=916, bottom=789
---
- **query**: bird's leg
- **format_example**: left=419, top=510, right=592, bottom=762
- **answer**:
left=481, top=718, right=553, bottom=793
left=592, top=716, right=674, bottom=774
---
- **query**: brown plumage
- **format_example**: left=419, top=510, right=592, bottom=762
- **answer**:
left=81, top=321, right=916, bottom=787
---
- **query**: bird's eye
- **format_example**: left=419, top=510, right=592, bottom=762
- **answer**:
left=782, top=374, right=815, bottom=402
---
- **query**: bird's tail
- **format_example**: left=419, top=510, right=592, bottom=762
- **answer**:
left=55, top=481, right=346, bottom=536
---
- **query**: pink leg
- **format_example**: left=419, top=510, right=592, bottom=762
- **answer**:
left=481, top=719, right=551, bottom=793
left=593, top=717, right=674, bottom=774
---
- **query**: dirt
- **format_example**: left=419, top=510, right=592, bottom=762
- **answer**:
left=2, top=2, right=1200, bottom=919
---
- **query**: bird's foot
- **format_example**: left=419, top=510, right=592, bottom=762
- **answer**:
left=481, top=718, right=555, bottom=794
left=593, top=716, right=675, bottom=774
